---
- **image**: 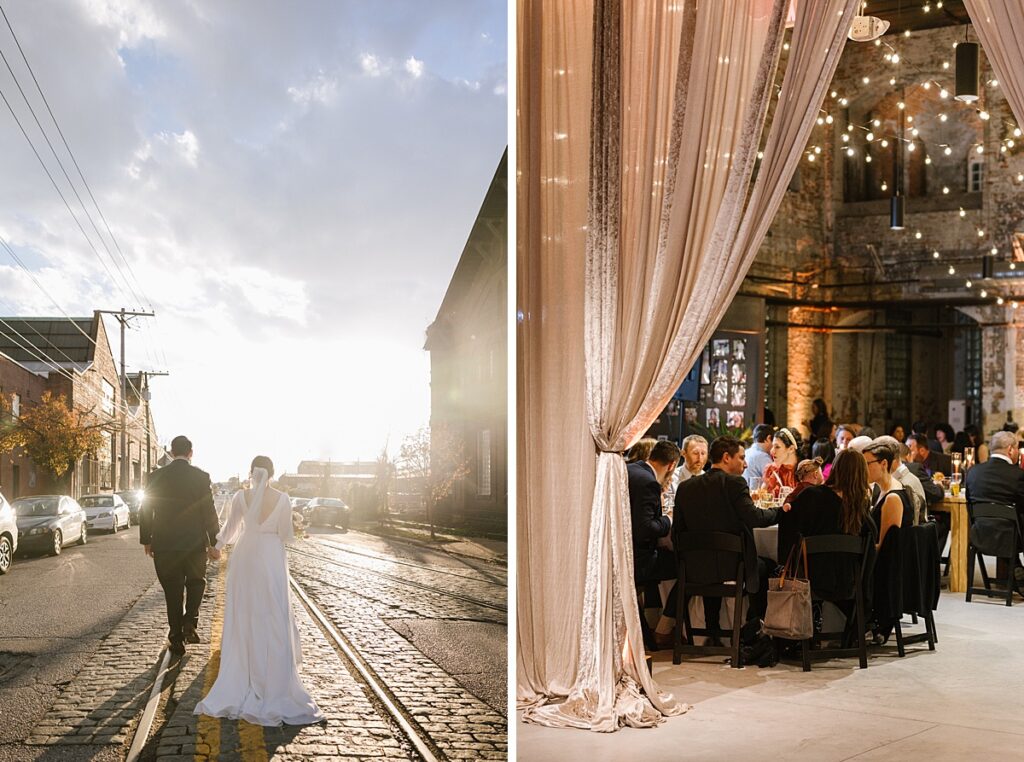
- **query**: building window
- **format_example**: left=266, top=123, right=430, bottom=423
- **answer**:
left=968, top=158, right=984, bottom=193
left=11, top=393, right=20, bottom=418
left=101, top=379, right=115, bottom=416
left=477, top=429, right=492, bottom=497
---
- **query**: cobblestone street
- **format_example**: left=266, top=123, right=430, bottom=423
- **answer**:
left=0, top=528, right=507, bottom=761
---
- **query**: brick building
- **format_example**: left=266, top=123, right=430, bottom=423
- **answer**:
left=0, top=350, right=46, bottom=499
left=424, top=149, right=507, bottom=532
left=665, top=4, right=1024, bottom=444
left=0, top=313, right=160, bottom=497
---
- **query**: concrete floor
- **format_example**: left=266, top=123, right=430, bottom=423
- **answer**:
left=517, top=588, right=1024, bottom=760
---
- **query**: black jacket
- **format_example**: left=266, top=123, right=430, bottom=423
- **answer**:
left=905, top=461, right=943, bottom=505
left=628, top=461, right=670, bottom=578
left=919, top=450, right=952, bottom=478
left=965, top=456, right=1024, bottom=555
left=139, top=459, right=220, bottom=553
left=673, top=467, right=778, bottom=593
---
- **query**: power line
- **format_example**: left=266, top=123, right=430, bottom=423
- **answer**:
left=0, top=80, right=135, bottom=307
left=0, top=3, right=152, bottom=309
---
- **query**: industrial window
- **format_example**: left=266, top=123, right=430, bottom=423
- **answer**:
left=968, top=158, right=983, bottom=193
left=477, top=429, right=492, bottom=497
left=11, top=393, right=19, bottom=418
left=883, top=312, right=911, bottom=430
left=101, top=379, right=115, bottom=416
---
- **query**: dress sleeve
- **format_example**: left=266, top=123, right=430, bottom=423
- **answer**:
left=278, top=493, right=295, bottom=543
left=215, top=490, right=245, bottom=550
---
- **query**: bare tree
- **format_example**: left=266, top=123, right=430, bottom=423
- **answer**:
left=398, top=424, right=469, bottom=539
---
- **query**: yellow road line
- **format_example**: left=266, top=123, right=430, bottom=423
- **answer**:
left=195, top=551, right=225, bottom=760
left=194, top=550, right=268, bottom=761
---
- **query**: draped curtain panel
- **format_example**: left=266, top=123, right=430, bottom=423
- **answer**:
left=963, top=1, right=1024, bottom=127
left=517, top=0, right=857, bottom=732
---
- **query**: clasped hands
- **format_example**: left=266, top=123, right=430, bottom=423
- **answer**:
left=142, top=544, right=221, bottom=560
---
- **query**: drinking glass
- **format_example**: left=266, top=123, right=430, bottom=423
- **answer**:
left=950, top=473, right=961, bottom=497
left=964, top=446, right=975, bottom=470
left=951, top=452, right=962, bottom=475
left=747, top=476, right=763, bottom=493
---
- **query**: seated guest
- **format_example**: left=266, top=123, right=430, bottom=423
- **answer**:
left=673, top=436, right=780, bottom=641
left=848, top=435, right=873, bottom=452
left=911, top=420, right=941, bottom=453
left=863, top=442, right=913, bottom=549
left=899, top=443, right=943, bottom=511
left=890, top=424, right=906, bottom=443
left=676, top=434, right=709, bottom=484
left=875, top=435, right=926, bottom=525
left=813, top=438, right=836, bottom=480
left=788, top=458, right=824, bottom=505
left=934, top=423, right=955, bottom=454
left=626, top=437, right=658, bottom=464
left=781, top=449, right=874, bottom=607
left=629, top=440, right=680, bottom=648
left=763, top=428, right=802, bottom=496
left=905, top=433, right=952, bottom=477
left=964, top=431, right=1024, bottom=590
left=835, top=425, right=856, bottom=451
left=743, top=424, right=774, bottom=481
left=964, top=424, right=990, bottom=463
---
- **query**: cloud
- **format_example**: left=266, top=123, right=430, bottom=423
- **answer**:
left=404, top=56, right=424, bottom=78
left=287, top=71, right=338, bottom=106
left=0, top=0, right=507, bottom=478
left=359, top=53, right=384, bottom=78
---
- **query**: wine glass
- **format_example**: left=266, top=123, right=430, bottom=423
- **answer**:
left=964, top=446, right=975, bottom=470
left=951, top=452, right=962, bottom=475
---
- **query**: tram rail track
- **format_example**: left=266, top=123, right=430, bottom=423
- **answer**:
left=308, top=534, right=508, bottom=587
left=289, top=545, right=507, bottom=614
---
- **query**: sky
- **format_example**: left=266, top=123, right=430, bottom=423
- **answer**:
left=0, top=0, right=507, bottom=480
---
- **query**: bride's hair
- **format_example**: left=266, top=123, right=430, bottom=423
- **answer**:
left=250, top=455, right=274, bottom=479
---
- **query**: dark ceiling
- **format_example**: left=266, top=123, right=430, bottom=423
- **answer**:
left=864, top=0, right=970, bottom=35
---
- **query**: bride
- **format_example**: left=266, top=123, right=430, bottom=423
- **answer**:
left=194, top=456, right=324, bottom=726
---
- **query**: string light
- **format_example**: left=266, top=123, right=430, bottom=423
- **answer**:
left=997, top=296, right=1005, bottom=305
left=959, top=208, right=966, bottom=217
left=933, top=250, right=941, bottom=259
left=948, top=265, right=956, bottom=275
left=980, top=289, right=988, bottom=298
left=966, top=279, right=973, bottom=288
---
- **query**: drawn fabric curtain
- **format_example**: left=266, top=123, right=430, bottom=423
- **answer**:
left=964, top=1, right=1024, bottom=128
left=517, top=0, right=857, bottom=732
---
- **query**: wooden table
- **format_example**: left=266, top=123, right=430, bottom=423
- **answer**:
left=931, top=494, right=968, bottom=593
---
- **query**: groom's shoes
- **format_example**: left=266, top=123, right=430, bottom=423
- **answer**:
left=168, top=640, right=186, bottom=656
left=183, top=626, right=201, bottom=644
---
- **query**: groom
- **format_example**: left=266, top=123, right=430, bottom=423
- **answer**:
left=139, top=435, right=221, bottom=655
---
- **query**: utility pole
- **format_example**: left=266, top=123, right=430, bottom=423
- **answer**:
left=98, top=309, right=155, bottom=490
left=137, top=370, right=169, bottom=484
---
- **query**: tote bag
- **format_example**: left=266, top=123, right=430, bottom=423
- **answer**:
left=763, top=538, right=813, bottom=639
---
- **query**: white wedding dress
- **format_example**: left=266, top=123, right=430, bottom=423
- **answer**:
left=194, top=468, right=324, bottom=726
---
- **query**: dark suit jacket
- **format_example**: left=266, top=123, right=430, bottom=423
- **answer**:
left=965, top=456, right=1024, bottom=554
left=673, top=467, right=779, bottom=593
left=628, top=461, right=670, bottom=579
left=906, top=461, right=943, bottom=505
left=139, top=459, right=220, bottom=553
left=920, top=450, right=952, bottom=477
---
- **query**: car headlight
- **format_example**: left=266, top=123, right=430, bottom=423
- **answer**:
left=29, top=527, right=49, bottom=535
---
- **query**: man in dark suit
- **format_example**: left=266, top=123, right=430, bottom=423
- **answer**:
left=906, top=433, right=952, bottom=477
left=965, top=431, right=1024, bottom=590
left=139, top=435, right=221, bottom=654
left=674, top=436, right=780, bottom=635
left=629, top=439, right=679, bottom=649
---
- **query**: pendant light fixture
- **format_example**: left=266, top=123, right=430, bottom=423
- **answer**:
left=891, top=88, right=906, bottom=230
left=956, top=28, right=979, bottom=102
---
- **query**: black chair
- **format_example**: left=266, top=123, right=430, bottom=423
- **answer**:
left=672, top=531, right=745, bottom=669
left=800, top=534, right=870, bottom=672
left=966, top=501, right=1023, bottom=607
left=893, top=522, right=940, bottom=654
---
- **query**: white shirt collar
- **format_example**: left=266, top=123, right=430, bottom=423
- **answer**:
left=991, top=453, right=1013, bottom=465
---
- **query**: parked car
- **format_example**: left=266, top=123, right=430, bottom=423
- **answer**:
left=306, top=497, right=351, bottom=529
left=79, top=494, right=131, bottom=533
left=116, top=490, right=145, bottom=523
left=290, top=497, right=310, bottom=512
left=0, top=491, right=18, bottom=573
left=12, top=495, right=87, bottom=556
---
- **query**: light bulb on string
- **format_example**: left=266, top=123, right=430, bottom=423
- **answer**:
left=925, top=155, right=932, bottom=164
left=991, top=246, right=999, bottom=255
left=959, top=207, right=966, bottom=217
left=1015, top=127, right=1022, bottom=137
left=881, top=139, right=889, bottom=147
left=998, top=296, right=1005, bottom=305
left=977, top=145, right=984, bottom=154
left=978, top=229, right=986, bottom=237
left=908, top=142, right=916, bottom=152
left=942, top=62, right=950, bottom=70
left=839, top=98, right=848, bottom=107
left=814, top=146, right=822, bottom=154
left=981, top=289, right=988, bottom=298
left=980, top=111, right=990, bottom=120
left=933, top=250, right=941, bottom=259
left=939, top=113, right=948, bottom=122
left=847, top=124, right=854, bottom=131
left=966, top=279, right=973, bottom=288
left=940, top=88, right=949, bottom=98
left=1017, top=173, right=1023, bottom=182
left=866, top=132, right=875, bottom=141
left=948, top=265, right=956, bottom=275
left=817, top=117, right=825, bottom=125
left=1011, top=262, right=1018, bottom=271
left=890, top=77, right=897, bottom=86
left=1009, top=140, right=1016, bottom=148
left=881, top=181, right=888, bottom=191
left=808, top=153, right=816, bottom=162
left=915, top=231, right=922, bottom=239
left=846, top=147, right=855, bottom=157
left=911, top=128, right=919, bottom=136
left=842, top=133, right=850, bottom=143
left=825, top=114, right=834, bottom=124
left=873, top=119, right=881, bottom=127
left=942, top=186, right=950, bottom=194
left=944, top=146, right=952, bottom=155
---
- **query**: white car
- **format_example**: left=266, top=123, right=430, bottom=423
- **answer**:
left=79, top=493, right=131, bottom=533
left=0, top=491, right=18, bottom=574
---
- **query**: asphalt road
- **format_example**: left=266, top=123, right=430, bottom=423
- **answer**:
left=0, top=524, right=155, bottom=756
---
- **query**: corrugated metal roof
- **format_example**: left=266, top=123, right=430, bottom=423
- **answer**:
left=0, top=317, right=96, bottom=365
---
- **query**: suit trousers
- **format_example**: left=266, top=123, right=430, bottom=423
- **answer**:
left=636, top=547, right=678, bottom=617
left=153, top=549, right=207, bottom=642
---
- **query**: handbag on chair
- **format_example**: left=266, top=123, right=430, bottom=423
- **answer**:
left=763, top=538, right=813, bottom=640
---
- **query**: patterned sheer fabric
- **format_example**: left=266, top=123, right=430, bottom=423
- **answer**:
left=518, top=0, right=858, bottom=732
left=963, top=1, right=1024, bottom=127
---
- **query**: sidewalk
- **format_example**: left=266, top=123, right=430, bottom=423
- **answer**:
left=356, top=522, right=508, bottom=564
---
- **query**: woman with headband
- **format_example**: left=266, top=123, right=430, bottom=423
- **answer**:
left=763, top=427, right=802, bottom=498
